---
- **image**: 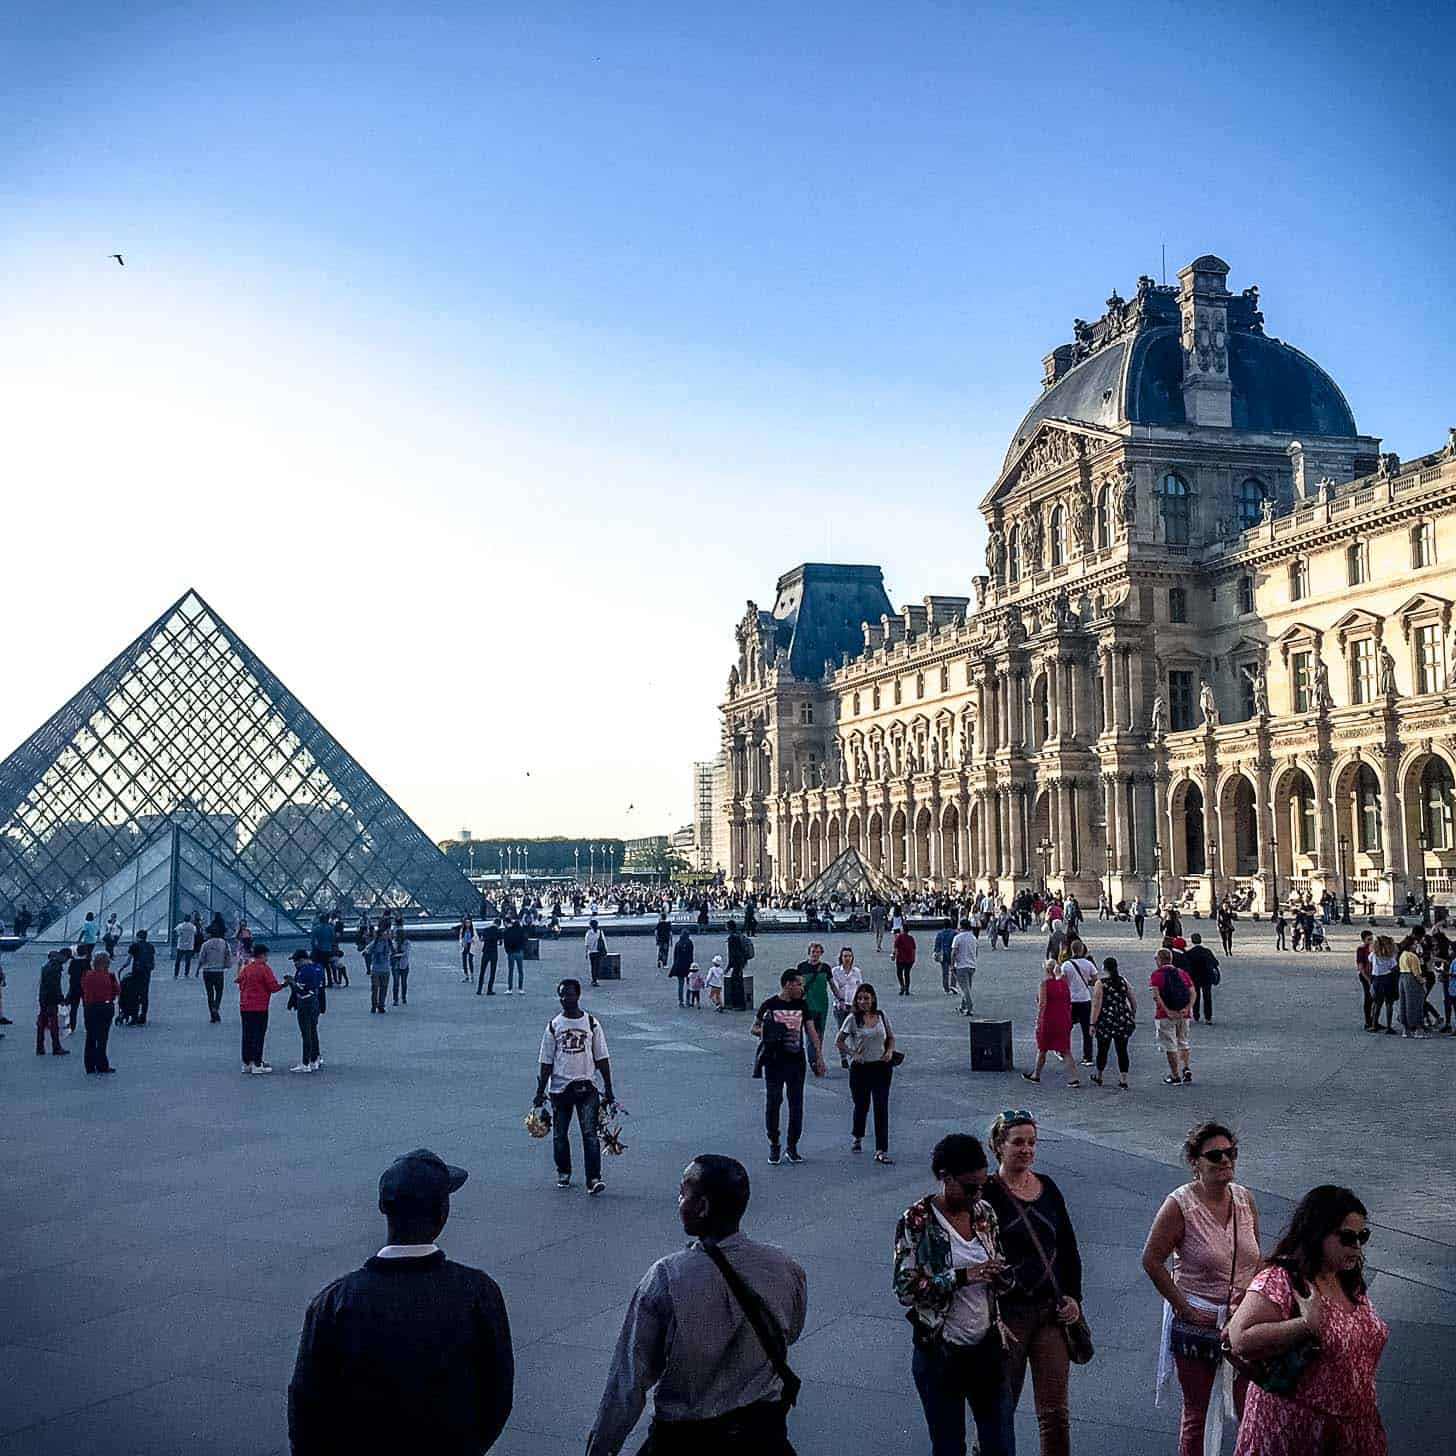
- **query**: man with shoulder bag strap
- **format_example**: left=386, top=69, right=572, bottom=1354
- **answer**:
left=587, top=1154, right=806, bottom=1456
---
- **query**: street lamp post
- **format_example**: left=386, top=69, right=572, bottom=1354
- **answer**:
left=1269, top=828, right=1280, bottom=918
left=1418, top=829, right=1430, bottom=916
left=589, top=844, right=596, bottom=880
left=524, top=845, right=530, bottom=882
left=467, top=844, right=475, bottom=879
left=1104, top=841, right=1114, bottom=909
left=574, top=846, right=580, bottom=883
left=497, top=848, right=504, bottom=883
left=1338, top=833, right=1352, bottom=924
left=1036, top=838, right=1053, bottom=893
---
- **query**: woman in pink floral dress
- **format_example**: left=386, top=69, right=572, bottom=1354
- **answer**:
left=1227, top=1184, right=1387, bottom=1455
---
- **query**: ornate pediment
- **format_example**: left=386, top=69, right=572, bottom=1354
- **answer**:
left=1392, top=592, right=1452, bottom=630
left=1330, top=607, right=1384, bottom=645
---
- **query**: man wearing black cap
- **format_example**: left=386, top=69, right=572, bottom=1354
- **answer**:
left=288, top=1148, right=514, bottom=1456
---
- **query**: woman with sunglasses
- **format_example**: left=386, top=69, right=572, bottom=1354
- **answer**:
left=1141, top=1121, right=1262, bottom=1456
left=893, top=1133, right=1016, bottom=1456
left=1227, top=1185, right=1388, bottom=1455
left=984, top=1110, right=1082, bottom=1456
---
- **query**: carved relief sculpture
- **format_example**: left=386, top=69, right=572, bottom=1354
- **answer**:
left=1199, top=681, right=1219, bottom=727
left=986, top=526, right=1007, bottom=580
left=1070, top=481, right=1092, bottom=553
left=1253, top=665, right=1270, bottom=716
left=1312, top=656, right=1334, bottom=710
left=1020, top=509, right=1043, bottom=571
left=1150, top=693, right=1168, bottom=740
left=1378, top=643, right=1398, bottom=696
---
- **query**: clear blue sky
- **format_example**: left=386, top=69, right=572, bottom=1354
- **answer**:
left=2, top=1, right=1453, bottom=838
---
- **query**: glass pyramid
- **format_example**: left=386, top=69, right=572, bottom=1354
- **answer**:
left=0, top=590, right=477, bottom=927
left=41, top=824, right=310, bottom=946
left=799, top=845, right=900, bottom=905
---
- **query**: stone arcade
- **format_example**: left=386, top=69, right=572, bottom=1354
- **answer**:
left=714, top=254, right=1456, bottom=914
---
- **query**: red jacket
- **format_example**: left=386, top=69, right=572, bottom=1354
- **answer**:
left=81, top=967, right=120, bottom=1004
left=893, top=930, right=916, bottom=966
left=235, top=958, right=283, bottom=1012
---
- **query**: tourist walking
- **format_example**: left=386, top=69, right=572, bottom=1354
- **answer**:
left=68, top=918, right=96, bottom=1034
left=1227, top=1184, right=1388, bottom=1456
left=1355, top=930, right=1375, bottom=1030
left=794, top=941, right=833, bottom=1051
left=587, top=1154, right=806, bottom=1455
left=585, top=918, right=607, bottom=988
left=934, top=917, right=957, bottom=994
left=102, top=911, right=122, bottom=958
left=951, top=919, right=979, bottom=1016
left=725, top=919, right=751, bottom=1009
left=173, top=914, right=198, bottom=976
left=477, top=915, right=502, bottom=994
left=1062, top=939, right=1097, bottom=1065
left=288, top=948, right=326, bottom=1072
left=197, top=925, right=233, bottom=1023
left=390, top=928, right=410, bottom=1006
left=752, top=968, right=826, bottom=1166
left=706, top=954, right=725, bottom=1010
left=458, top=917, right=475, bottom=981
left=501, top=916, right=527, bottom=993
left=81, top=950, right=120, bottom=1073
left=836, top=983, right=896, bottom=1162
left=871, top=900, right=887, bottom=952
left=236, top=943, right=288, bottom=1073
left=893, top=923, right=917, bottom=995
left=118, top=928, right=156, bottom=1025
left=829, top=946, right=863, bottom=1067
left=655, top=912, right=672, bottom=968
left=288, top=1148, right=514, bottom=1456
left=534, top=978, right=615, bottom=1195
left=1216, top=900, right=1236, bottom=955
left=310, top=913, right=337, bottom=987
left=1368, top=934, right=1399, bottom=1033
left=1025, top=958, right=1078, bottom=1087
left=1184, top=932, right=1221, bottom=1026
left=1132, top=895, right=1146, bottom=939
left=986, top=1110, right=1084, bottom=1456
left=36, top=949, right=70, bottom=1056
left=894, top=1132, right=1016, bottom=1456
left=1141, top=1120, right=1261, bottom=1456
left=670, top=926, right=694, bottom=1007
left=1151, top=947, right=1195, bottom=1085
left=1089, top=957, right=1137, bottom=1089
left=366, top=926, right=392, bottom=1012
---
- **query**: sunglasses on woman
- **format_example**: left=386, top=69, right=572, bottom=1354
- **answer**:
left=1336, top=1228, right=1372, bottom=1248
left=1200, top=1147, right=1238, bottom=1164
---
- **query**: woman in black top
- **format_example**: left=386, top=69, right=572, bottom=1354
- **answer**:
left=984, top=1110, right=1083, bottom=1456
left=669, top=928, right=694, bottom=1007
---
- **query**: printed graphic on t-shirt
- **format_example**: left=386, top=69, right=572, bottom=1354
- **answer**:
left=759, top=1001, right=805, bottom=1053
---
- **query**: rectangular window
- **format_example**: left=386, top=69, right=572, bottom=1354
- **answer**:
left=893, top=680, right=902, bottom=705
left=1416, top=623, right=1443, bottom=694
left=1169, top=670, right=1194, bottom=731
left=1291, top=651, right=1312, bottom=713
left=872, top=686, right=881, bottom=710
left=852, top=692, right=860, bottom=716
left=916, top=672, right=925, bottom=699
left=1347, top=544, right=1367, bottom=587
left=940, top=665, right=950, bottom=693
left=1169, top=588, right=1187, bottom=624
left=1413, top=523, right=1435, bottom=569
left=1290, top=559, right=1309, bottom=601
left=799, top=701, right=814, bottom=725
left=1350, top=638, right=1376, bottom=705
left=1238, top=576, right=1255, bottom=615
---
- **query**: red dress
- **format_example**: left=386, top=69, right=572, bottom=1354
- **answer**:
left=1036, top=975, right=1072, bottom=1054
left=1231, top=1265, right=1388, bottom=1456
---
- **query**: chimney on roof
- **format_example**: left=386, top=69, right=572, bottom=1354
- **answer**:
left=1042, top=345, right=1076, bottom=388
left=1177, top=255, right=1233, bottom=428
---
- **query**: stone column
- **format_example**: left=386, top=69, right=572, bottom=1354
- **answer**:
left=1009, top=784, right=1026, bottom=880
left=1377, top=745, right=1408, bottom=891
left=958, top=790, right=972, bottom=882
left=1110, top=650, right=1127, bottom=731
left=1313, top=749, right=1336, bottom=877
left=1100, top=648, right=1114, bottom=734
left=998, top=790, right=1012, bottom=878
left=1129, top=651, right=1146, bottom=734
left=928, top=796, right=943, bottom=882
left=1255, top=757, right=1276, bottom=904
left=976, top=680, right=988, bottom=754
left=1103, top=774, right=1119, bottom=874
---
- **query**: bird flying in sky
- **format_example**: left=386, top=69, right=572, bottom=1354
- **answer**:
left=109, top=254, right=124, bottom=266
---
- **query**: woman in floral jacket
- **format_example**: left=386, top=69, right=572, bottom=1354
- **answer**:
left=894, top=1133, right=1017, bottom=1456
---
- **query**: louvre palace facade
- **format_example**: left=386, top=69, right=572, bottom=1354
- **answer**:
left=715, top=254, right=1456, bottom=914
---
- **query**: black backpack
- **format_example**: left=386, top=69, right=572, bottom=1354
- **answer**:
left=1159, top=966, right=1191, bottom=1011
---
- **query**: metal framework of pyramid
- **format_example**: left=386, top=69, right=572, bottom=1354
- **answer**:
left=40, top=824, right=310, bottom=946
left=0, top=590, right=477, bottom=928
left=799, top=845, right=899, bottom=904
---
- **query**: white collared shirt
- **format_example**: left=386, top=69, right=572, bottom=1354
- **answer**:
left=375, top=1243, right=440, bottom=1259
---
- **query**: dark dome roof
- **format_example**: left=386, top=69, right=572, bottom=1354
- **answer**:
left=1004, top=326, right=1358, bottom=469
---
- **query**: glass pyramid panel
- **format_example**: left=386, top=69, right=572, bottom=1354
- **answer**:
left=40, top=826, right=309, bottom=946
left=0, top=590, right=477, bottom=926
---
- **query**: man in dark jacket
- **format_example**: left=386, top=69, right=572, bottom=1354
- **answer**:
left=725, top=920, right=751, bottom=1010
left=477, top=916, right=503, bottom=995
left=1183, top=932, right=1221, bottom=1025
left=36, top=949, right=71, bottom=1055
left=289, top=1149, right=513, bottom=1456
left=120, top=929, right=157, bottom=1025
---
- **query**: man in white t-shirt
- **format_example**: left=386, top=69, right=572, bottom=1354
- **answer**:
left=1063, top=942, right=1098, bottom=1065
left=534, top=978, right=616, bottom=1196
left=950, top=921, right=980, bottom=1016
left=173, top=915, right=199, bottom=977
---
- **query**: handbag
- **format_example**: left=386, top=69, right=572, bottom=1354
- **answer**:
left=1223, top=1266, right=1323, bottom=1400
left=700, top=1240, right=801, bottom=1411
left=997, top=1177, right=1094, bottom=1364
left=1169, top=1201, right=1238, bottom=1364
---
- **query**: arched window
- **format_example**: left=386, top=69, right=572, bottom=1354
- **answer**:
left=1238, top=477, right=1266, bottom=528
left=1355, top=764, right=1381, bottom=853
left=1161, top=473, right=1190, bottom=545
left=1050, top=506, right=1066, bottom=567
left=1095, top=486, right=1112, bottom=550
left=1292, top=776, right=1317, bottom=854
left=1422, top=759, right=1455, bottom=850
left=1007, top=525, right=1021, bottom=584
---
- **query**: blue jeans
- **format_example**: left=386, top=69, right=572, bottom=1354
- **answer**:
left=507, top=951, right=525, bottom=990
left=550, top=1081, right=601, bottom=1182
left=912, top=1335, right=1015, bottom=1456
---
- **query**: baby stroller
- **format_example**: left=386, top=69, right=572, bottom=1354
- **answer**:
left=116, top=971, right=142, bottom=1025
left=1306, top=920, right=1331, bottom=952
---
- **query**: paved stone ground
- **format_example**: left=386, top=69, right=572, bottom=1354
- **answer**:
left=1, top=919, right=1450, bottom=1455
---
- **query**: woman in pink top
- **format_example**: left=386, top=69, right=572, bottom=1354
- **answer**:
left=1228, top=1184, right=1387, bottom=1456
left=1141, top=1121, right=1262, bottom=1456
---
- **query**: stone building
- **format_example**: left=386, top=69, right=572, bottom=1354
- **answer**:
left=715, top=254, right=1456, bottom=913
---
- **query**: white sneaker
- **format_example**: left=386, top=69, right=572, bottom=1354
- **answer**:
left=291, top=1064, right=310, bottom=1073
left=312, top=1059, right=323, bottom=1069
left=252, top=1063, right=273, bottom=1074
left=242, top=1063, right=252, bottom=1074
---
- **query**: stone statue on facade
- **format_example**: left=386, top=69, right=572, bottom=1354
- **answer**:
left=1252, top=664, right=1270, bottom=717
left=1446, top=426, right=1456, bottom=460
left=1312, top=656, right=1334, bottom=710
left=1377, top=452, right=1400, bottom=480
left=929, top=737, right=941, bottom=772
left=972, top=575, right=988, bottom=609
left=727, top=665, right=740, bottom=696
left=1378, top=642, right=1398, bottom=696
left=986, top=526, right=1007, bottom=580
left=1021, top=509, right=1043, bottom=571
left=1150, top=692, right=1168, bottom=740
left=1317, top=476, right=1336, bottom=504
left=1200, top=681, right=1219, bottom=728
left=1259, top=495, right=1276, bottom=524
left=1070, top=482, right=1093, bottom=553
